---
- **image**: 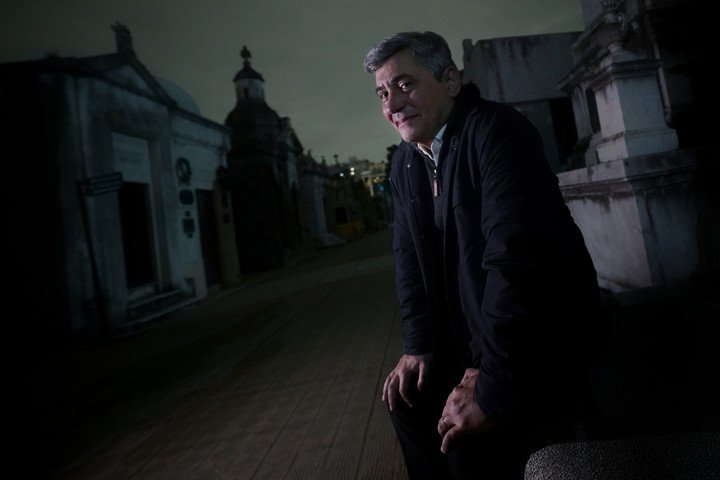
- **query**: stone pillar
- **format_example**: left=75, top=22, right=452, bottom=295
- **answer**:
left=556, top=0, right=716, bottom=292
left=591, top=55, right=678, bottom=162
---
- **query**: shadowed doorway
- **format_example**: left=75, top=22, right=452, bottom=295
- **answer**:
left=119, top=181, right=156, bottom=289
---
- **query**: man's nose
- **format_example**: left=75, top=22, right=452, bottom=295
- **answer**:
left=386, top=91, right=405, bottom=114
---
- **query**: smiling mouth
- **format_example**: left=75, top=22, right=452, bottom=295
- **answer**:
left=395, top=115, right=417, bottom=127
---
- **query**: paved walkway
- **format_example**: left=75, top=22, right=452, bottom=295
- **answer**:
left=34, top=228, right=408, bottom=479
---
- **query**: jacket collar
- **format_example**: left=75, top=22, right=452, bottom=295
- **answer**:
left=399, top=82, right=482, bottom=156
left=444, top=82, right=482, bottom=140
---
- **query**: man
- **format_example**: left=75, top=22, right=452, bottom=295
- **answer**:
left=363, top=32, right=605, bottom=478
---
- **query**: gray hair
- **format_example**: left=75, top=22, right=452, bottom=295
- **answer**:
left=363, top=31, right=455, bottom=80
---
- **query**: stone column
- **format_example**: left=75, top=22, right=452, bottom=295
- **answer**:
left=591, top=54, right=677, bottom=162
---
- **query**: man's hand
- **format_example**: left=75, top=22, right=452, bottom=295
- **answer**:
left=436, top=368, right=497, bottom=453
left=382, top=353, right=432, bottom=411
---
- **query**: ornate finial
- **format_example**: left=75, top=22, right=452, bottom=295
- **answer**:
left=233, top=45, right=264, bottom=84
left=241, top=46, right=252, bottom=66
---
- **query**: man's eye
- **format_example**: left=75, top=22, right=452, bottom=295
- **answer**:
left=399, top=82, right=412, bottom=91
left=378, top=91, right=388, bottom=100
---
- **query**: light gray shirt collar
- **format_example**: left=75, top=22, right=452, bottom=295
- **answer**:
left=414, top=124, right=446, bottom=166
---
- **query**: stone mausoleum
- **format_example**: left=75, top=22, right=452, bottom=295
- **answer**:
left=3, top=24, right=239, bottom=341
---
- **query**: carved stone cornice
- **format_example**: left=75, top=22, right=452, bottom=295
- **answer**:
left=558, top=0, right=652, bottom=93
left=573, top=1, right=630, bottom=55
left=587, top=58, right=663, bottom=91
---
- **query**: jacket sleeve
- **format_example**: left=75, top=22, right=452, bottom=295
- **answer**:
left=469, top=109, right=566, bottom=421
left=390, top=166, right=434, bottom=356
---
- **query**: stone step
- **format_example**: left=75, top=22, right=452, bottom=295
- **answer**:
left=127, top=290, right=185, bottom=319
left=121, top=291, right=199, bottom=335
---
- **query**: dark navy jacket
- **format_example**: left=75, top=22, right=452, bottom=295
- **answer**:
left=389, top=85, right=602, bottom=422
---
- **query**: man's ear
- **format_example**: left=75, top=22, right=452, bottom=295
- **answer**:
left=444, top=66, right=461, bottom=98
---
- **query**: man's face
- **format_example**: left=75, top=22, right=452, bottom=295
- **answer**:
left=374, top=49, right=458, bottom=149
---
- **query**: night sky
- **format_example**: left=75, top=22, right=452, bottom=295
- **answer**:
left=1, top=0, right=584, bottom=164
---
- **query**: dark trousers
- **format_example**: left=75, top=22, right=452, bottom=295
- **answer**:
left=388, top=368, right=584, bottom=479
